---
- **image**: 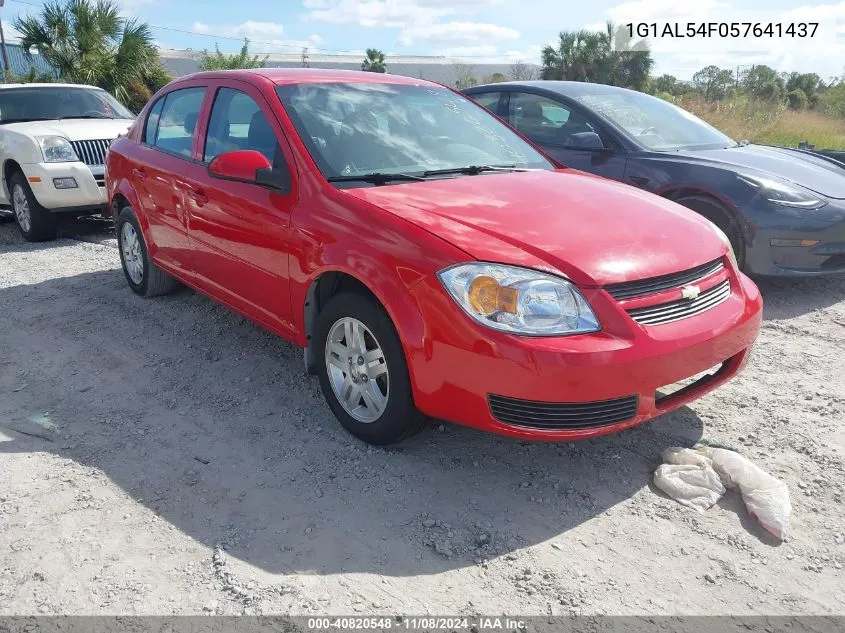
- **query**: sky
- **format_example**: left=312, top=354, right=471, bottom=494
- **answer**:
left=3, top=0, right=845, bottom=80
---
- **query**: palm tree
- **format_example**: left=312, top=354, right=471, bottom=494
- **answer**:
left=361, top=48, right=386, bottom=73
left=14, top=0, right=165, bottom=107
left=198, top=39, right=268, bottom=71
left=541, top=22, right=652, bottom=90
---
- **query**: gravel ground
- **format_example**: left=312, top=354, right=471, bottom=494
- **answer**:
left=0, top=214, right=843, bottom=616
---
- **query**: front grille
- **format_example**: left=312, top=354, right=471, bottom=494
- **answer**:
left=627, top=280, right=731, bottom=326
left=488, top=394, right=638, bottom=430
left=70, top=139, right=112, bottom=166
left=605, top=259, right=724, bottom=300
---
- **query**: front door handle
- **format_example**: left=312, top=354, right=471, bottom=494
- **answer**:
left=132, top=167, right=147, bottom=181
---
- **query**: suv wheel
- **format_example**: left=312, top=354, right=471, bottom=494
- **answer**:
left=315, top=292, right=426, bottom=445
left=116, top=206, right=179, bottom=297
left=9, top=171, right=57, bottom=242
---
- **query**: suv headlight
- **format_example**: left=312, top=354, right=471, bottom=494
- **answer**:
left=438, top=263, right=600, bottom=336
left=37, top=136, right=78, bottom=163
left=738, top=174, right=826, bottom=210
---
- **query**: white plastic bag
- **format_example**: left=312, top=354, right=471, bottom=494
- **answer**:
left=654, top=463, right=726, bottom=512
left=698, top=446, right=791, bottom=540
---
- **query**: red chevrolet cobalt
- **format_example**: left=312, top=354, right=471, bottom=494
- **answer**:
left=106, top=69, right=762, bottom=445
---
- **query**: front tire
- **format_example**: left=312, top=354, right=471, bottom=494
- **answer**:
left=9, top=171, right=57, bottom=242
left=116, top=206, right=178, bottom=297
left=315, top=292, right=426, bottom=445
left=676, top=194, right=746, bottom=270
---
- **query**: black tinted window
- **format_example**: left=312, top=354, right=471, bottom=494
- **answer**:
left=204, top=88, right=278, bottom=164
left=154, top=87, right=206, bottom=158
left=472, top=92, right=502, bottom=114
left=508, top=92, right=597, bottom=147
left=144, top=98, right=164, bottom=145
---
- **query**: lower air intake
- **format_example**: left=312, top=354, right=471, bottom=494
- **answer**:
left=488, top=394, right=638, bottom=430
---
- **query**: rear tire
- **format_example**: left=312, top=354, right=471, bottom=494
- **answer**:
left=9, top=171, right=57, bottom=242
left=315, top=292, right=426, bottom=445
left=116, top=206, right=178, bottom=297
left=675, top=194, right=746, bottom=270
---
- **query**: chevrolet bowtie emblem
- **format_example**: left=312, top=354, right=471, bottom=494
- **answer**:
left=680, top=285, right=701, bottom=300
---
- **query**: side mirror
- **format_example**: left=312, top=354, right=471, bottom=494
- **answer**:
left=566, top=132, right=604, bottom=150
left=208, top=150, right=291, bottom=193
left=208, top=150, right=271, bottom=183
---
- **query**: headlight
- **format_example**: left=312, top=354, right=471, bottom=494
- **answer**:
left=738, top=174, right=826, bottom=210
left=37, top=136, right=78, bottom=163
left=438, top=263, right=600, bottom=336
left=710, top=223, right=738, bottom=269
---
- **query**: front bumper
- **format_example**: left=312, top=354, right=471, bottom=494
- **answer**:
left=14, top=162, right=106, bottom=212
left=745, top=198, right=845, bottom=276
left=405, top=268, right=762, bottom=440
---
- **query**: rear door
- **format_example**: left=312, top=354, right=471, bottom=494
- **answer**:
left=504, top=91, right=628, bottom=180
left=133, top=83, right=207, bottom=274
left=180, top=79, right=299, bottom=337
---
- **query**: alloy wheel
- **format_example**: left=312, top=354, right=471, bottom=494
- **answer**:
left=12, top=185, right=31, bottom=233
left=325, top=316, right=389, bottom=423
left=120, top=222, right=144, bottom=285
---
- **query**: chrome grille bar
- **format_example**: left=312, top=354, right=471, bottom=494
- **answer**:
left=70, top=139, right=111, bottom=166
left=627, top=280, right=731, bottom=326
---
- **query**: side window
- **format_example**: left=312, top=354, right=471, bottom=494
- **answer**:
left=154, top=87, right=206, bottom=158
left=508, top=92, right=598, bottom=147
left=472, top=92, right=502, bottom=114
left=143, top=97, right=164, bottom=145
left=204, top=88, right=280, bottom=165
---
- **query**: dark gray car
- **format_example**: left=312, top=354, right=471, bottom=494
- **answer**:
left=464, top=81, right=845, bottom=277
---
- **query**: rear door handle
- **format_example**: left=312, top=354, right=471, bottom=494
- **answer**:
left=187, top=187, right=208, bottom=205
left=132, top=168, right=147, bottom=181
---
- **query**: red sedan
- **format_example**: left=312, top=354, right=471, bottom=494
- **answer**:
left=106, top=69, right=762, bottom=445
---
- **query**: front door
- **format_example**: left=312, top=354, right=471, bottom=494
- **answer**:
left=505, top=91, right=628, bottom=180
left=180, top=82, right=298, bottom=337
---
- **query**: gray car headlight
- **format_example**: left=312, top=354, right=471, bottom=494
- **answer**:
left=438, top=263, right=600, bottom=336
left=738, top=174, right=826, bottom=210
left=37, top=136, right=78, bottom=163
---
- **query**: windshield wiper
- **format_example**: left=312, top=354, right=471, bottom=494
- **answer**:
left=422, top=164, right=525, bottom=177
left=327, top=173, right=426, bottom=185
left=57, top=115, right=115, bottom=120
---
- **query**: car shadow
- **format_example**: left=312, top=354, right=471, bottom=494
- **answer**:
left=754, top=274, right=845, bottom=320
left=0, top=263, right=706, bottom=577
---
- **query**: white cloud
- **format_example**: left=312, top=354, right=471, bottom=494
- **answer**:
left=304, top=0, right=503, bottom=29
left=399, top=21, right=519, bottom=46
left=191, top=21, right=286, bottom=40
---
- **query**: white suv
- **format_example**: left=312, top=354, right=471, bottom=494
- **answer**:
left=0, top=83, right=134, bottom=241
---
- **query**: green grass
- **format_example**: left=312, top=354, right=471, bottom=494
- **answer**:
left=676, top=95, right=845, bottom=150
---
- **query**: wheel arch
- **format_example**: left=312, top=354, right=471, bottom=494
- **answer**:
left=659, top=186, right=749, bottom=247
left=110, top=180, right=148, bottom=232
left=300, top=267, right=424, bottom=377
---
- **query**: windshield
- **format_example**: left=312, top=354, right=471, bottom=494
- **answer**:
left=0, top=87, right=134, bottom=123
left=276, top=82, right=553, bottom=183
left=573, top=90, right=736, bottom=151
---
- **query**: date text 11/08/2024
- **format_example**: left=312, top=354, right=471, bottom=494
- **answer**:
left=626, top=22, right=819, bottom=38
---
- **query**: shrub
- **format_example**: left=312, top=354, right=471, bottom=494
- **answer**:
left=787, top=89, right=808, bottom=110
left=823, top=84, right=845, bottom=119
left=654, top=91, right=674, bottom=102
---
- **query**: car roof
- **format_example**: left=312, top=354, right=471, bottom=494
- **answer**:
left=170, top=68, right=440, bottom=88
left=467, top=80, right=639, bottom=97
left=0, top=83, right=102, bottom=90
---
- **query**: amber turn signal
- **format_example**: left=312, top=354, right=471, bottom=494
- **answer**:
left=467, top=275, right=519, bottom=316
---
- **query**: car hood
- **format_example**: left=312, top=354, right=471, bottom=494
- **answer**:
left=673, top=144, right=845, bottom=199
left=342, top=170, right=726, bottom=287
left=3, top=118, right=134, bottom=141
